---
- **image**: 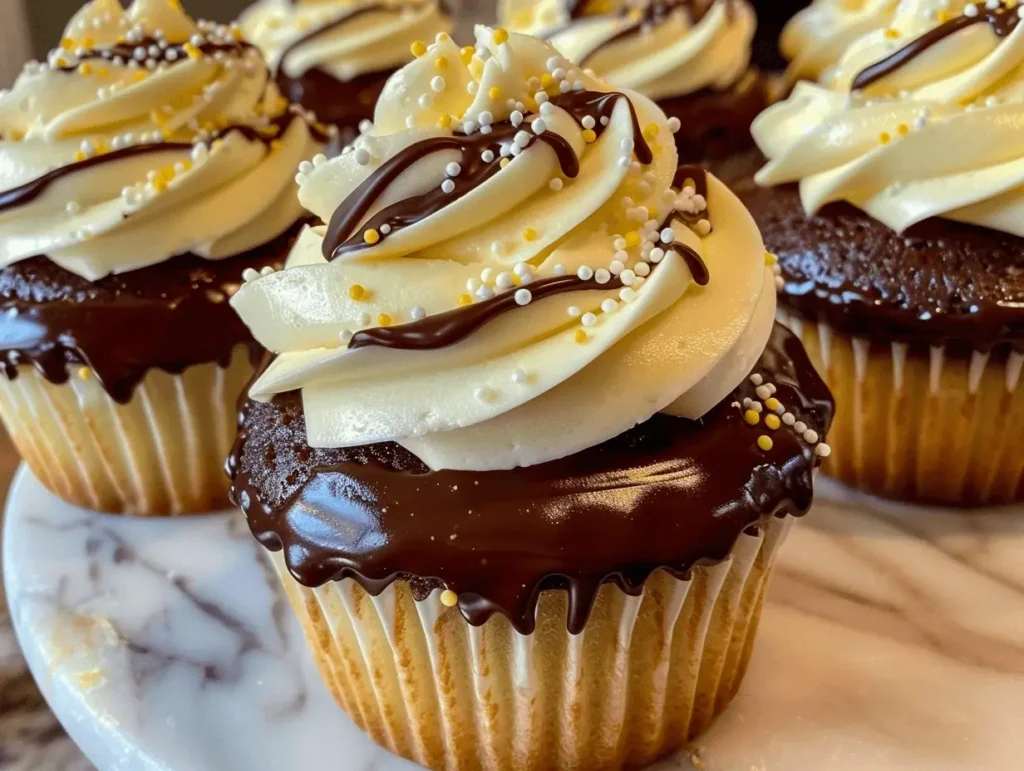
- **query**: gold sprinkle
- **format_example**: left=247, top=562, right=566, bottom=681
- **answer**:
left=625, top=231, right=641, bottom=248
left=459, top=293, right=473, bottom=306
left=765, top=397, right=781, bottom=412
left=937, top=9, right=951, bottom=21
left=488, top=86, right=503, bottom=100
left=78, top=62, right=93, bottom=76
left=757, top=435, right=774, bottom=451
left=74, top=150, right=87, bottom=162
left=643, top=123, right=659, bottom=141
left=574, top=329, right=588, bottom=343
left=884, top=28, right=900, bottom=39
left=349, top=284, right=367, bottom=301
left=540, top=73, right=554, bottom=89
left=82, top=36, right=95, bottom=49
left=523, top=227, right=538, bottom=241
left=134, top=71, right=149, bottom=82
left=411, top=40, right=427, bottom=57
left=764, top=252, right=777, bottom=265
left=363, top=229, right=381, bottom=245
left=183, top=42, right=202, bottom=60
left=78, top=367, right=92, bottom=380
left=437, top=113, right=452, bottom=128
left=440, top=589, right=458, bottom=607
left=152, top=179, right=168, bottom=192
left=492, top=28, right=509, bottom=45
left=434, top=56, right=449, bottom=71
left=897, top=123, right=910, bottom=135
left=879, top=131, right=892, bottom=145
left=60, top=37, right=75, bottom=51
left=582, top=128, right=597, bottom=143
left=744, top=409, right=760, bottom=426
left=377, top=313, right=393, bottom=327
left=460, top=46, right=475, bottom=64
left=500, top=157, right=510, bottom=169
left=765, top=414, right=781, bottom=431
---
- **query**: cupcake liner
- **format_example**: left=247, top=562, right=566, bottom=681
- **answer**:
left=0, top=347, right=254, bottom=516
left=778, top=311, right=1024, bottom=505
left=270, top=515, right=793, bottom=771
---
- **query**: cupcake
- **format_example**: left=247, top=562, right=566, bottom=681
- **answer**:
left=500, top=0, right=772, bottom=163
left=749, top=0, right=1024, bottom=505
left=240, top=0, right=453, bottom=144
left=0, top=0, right=324, bottom=516
left=227, top=27, right=834, bottom=769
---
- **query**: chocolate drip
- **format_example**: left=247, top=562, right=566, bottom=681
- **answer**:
left=228, top=323, right=834, bottom=635
left=58, top=37, right=254, bottom=72
left=0, top=219, right=310, bottom=403
left=851, top=4, right=1020, bottom=91
left=323, top=91, right=653, bottom=260
left=0, top=115, right=318, bottom=216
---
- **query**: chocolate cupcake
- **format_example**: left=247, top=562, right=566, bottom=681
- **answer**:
left=749, top=0, right=1024, bottom=504
left=240, top=0, right=453, bottom=144
left=227, top=28, right=833, bottom=769
left=0, top=0, right=324, bottom=515
left=501, top=0, right=773, bottom=161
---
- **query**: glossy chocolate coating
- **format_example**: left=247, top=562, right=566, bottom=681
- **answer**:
left=228, top=324, right=834, bottom=634
left=276, top=66, right=393, bottom=144
left=739, top=180, right=1024, bottom=352
left=0, top=220, right=310, bottom=403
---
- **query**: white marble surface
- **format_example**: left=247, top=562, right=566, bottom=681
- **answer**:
left=5, top=466, right=1024, bottom=771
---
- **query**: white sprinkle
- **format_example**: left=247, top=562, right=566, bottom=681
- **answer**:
left=581, top=312, right=597, bottom=327
left=750, top=374, right=764, bottom=385
left=441, top=179, right=455, bottom=194
left=418, top=93, right=433, bottom=108
left=475, top=387, right=493, bottom=402
left=667, top=117, right=681, bottom=133
left=751, top=402, right=763, bottom=413
left=794, top=421, right=807, bottom=434
left=815, top=443, right=832, bottom=458
left=491, top=240, right=504, bottom=255
left=531, top=118, right=547, bottom=134
left=964, top=3, right=979, bottom=17
left=600, top=116, right=610, bottom=126
left=354, top=148, right=371, bottom=166
left=359, top=119, right=373, bottom=134
left=510, top=110, right=524, bottom=127
left=568, top=306, right=582, bottom=317
left=475, top=284, right=494, bottom=301
left=467, top=81, right=479, bottom=95
left=782, top=412, right=796, bottom=426
left=358, top=312, right=372, bottom=327
left=634, top=262, right=650, bottom=277
left=546, top=57, right=561, bottom=70
left=660, top=227, right=676, bottom=244
left=312, top=154, right=328, bottom=167
left=552, top=67, right=566, bottom=80
left=431, top=76, right=446, bottom=92
left=601, top=298, right=618, bottom=313
left=481, top=149, right=495, bottom=162
left=512, top=368, right=527, bottom=384
left=512, top=262, right=530, bottom=277
left=406, top=116, right=416, bottom=129
left=478, top=110, right=494, bottom=125
left=649, top=247, right=665, bottom=264
left=582, top=115, right=596, bottom=130
left=549, top=177, right=563, bottom=191
left=554, top=264, right=567, bottom=276
left=515, top=130, right=531, bottom=148
left=340, top=329, right=354, bottom=343
left=594, top=268, right=611, bottom=284
left=242, top=268, right=260, bottom=282
left=609, top=260, right=625, bottom=276
left=619, top=287, right=637, bottom=303
left=411, top=305, right=426, bottom=321
left=515, top=288, right=533, bottom=306
left=298, top=160, right=313, bottom=174
left=65, top=201, right=81, bottom=215
left=445, top=162, right=462, bottom=177
left=480, top=268, right=495, bottom=284
left=613, top=237, right=627, bottom=250
left=495, top=272, right=515, bottom=289
left=804, top=429, right=819, bottom=444
left=619, top=269, right=637, bottom=286
left=294, top=173, right=307, bottom=186
left=756, top=385, right=772, bottom=400
left=260, top=266, right=275, bottom=277
left=577, top=266, right=594, bottom=280
left=380, top=224, right=392, bottom=235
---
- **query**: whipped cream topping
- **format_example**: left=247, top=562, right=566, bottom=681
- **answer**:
left=0, top=0, right=325, bottom=281
left=781, top=0, right=899, bottom=83
left=755, top=0, right=1024, bottom=237
left=241, top=0, right=452, bottom=83
left=500, top=0, right=757, bottom=101
left=232, top=26, right=774, bottom=471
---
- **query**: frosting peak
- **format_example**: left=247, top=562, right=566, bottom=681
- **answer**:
left=0, top=0, right=324, bottom=280
left=501, top=0, right=757, bottom=101
left=755, top=0, right=1024, bottom=238
left=231, top=27, right=775, bottom=471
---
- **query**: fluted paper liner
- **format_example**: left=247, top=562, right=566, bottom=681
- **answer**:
left=271, top=515, right=792, bottom=771
left=0, top=347, right=254, bottom=516
left=779, top=311, right=1024, bottom=505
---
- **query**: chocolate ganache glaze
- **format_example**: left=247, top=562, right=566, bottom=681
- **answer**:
left=741, top=182, right=1024, bottom=353
left=228, top=324, right=834, bottom=634
left=0, top=219, right=310, bottom=404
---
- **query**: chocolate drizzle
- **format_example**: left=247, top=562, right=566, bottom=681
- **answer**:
left=56, top=36, right=254, bottom=72
left=851, top=4, right=1021, bottom=91
left=276, top=5, right=387, bottom=74
left=0, top=219, right=310, bottom=403
left=323, top=90, right=652, bottom=260
left=228, top=323, right=834, bottom=634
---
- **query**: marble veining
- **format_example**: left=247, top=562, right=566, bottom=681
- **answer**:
left=5, top=468, right=1024, bottom=771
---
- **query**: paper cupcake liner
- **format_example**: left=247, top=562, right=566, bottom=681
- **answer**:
left=0, top=347, right=254, bottom=516
left=270, top=515, right=792, bottom=771
left=778, top=311, right=1024, bottom=505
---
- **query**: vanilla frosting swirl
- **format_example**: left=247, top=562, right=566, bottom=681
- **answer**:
left=240, top=0, right=452, bottom=83
left=781, top=0, right=900, bottom=83
left=0, top=0, right=324, bottom=281
left=500, top=0, right=757, bottom=101
left=232, top=27, right=773, bottom=471
left=755, top=0, right=1024, bottom=237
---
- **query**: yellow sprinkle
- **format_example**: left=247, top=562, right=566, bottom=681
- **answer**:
left=183, top=42, right=202, bottom=60
left=937, top=9, right=951, bottom=21
left=363, top=229, right=381, bottom=245
left=158, top=165, right=176, bottom=181
left=377, top=313, right=393, bottom=327
left=78, top=367, right=92, bottom=380
left=60, top=37, right=75, bottom=51
left=540, top=73, right=554, bottom=89
left=764, top=252, right=777, bottom=265
left=757, top=435, right=774, bottom=451
left=437, top=32, right=450, bottom=42
left=625, top=231, right=641, bottom=248
left=437, top=113, right=452, bottom=128
left=582, top=128, right=597, bottom=143
left=78, top=62, right=93, bottom=76
left=180, top=160, right=192, bottom=172
left=647, top=206, right=659, bottom=219
left=879, top=131, right=891, bottom=145
left=765, top=397, right=781, bottom=412
left=460, top=46, right=475, bottom=64
left=765, top=414, right=781, bottom=431
left=160, top=127, right=174, bottom=139
left=152, top=179, right=168, bottom=192
left=440, top=590, right=458, bottom=608
left=434, top=56, right=449, bottom=71
left=643, top=123, right=659, bottom=141
left=55, top=58, right=68, bottom=69
left=500, top=157, right=510, bottom=169
left=97, top=66, right=109, bottom=77
left=493, top=28, right=509, bottom=45
left=574, top=329, right=588, bottom=343
left=488, top=86, right=503, bottom=101
left=897, top=123, right=910, bottom=136
left=411, top=40, right=427, bottom=57
left=459, top=293, right=473, bottom=306
left=349, top=284, right=367, bottom=301
left=744, top=409, right=760, bottom=426
left=523, top=228, right=538, bottom=241
left=82, top=36, right=95, bottom=49
left=74, top=150, right=87, bottom=162
left=134, top=71, right=148, bottom=82
left=884, top=28, right=899, bottom=39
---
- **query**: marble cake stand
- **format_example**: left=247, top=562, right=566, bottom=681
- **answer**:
left=5, top=466, right=1024, bottom=771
